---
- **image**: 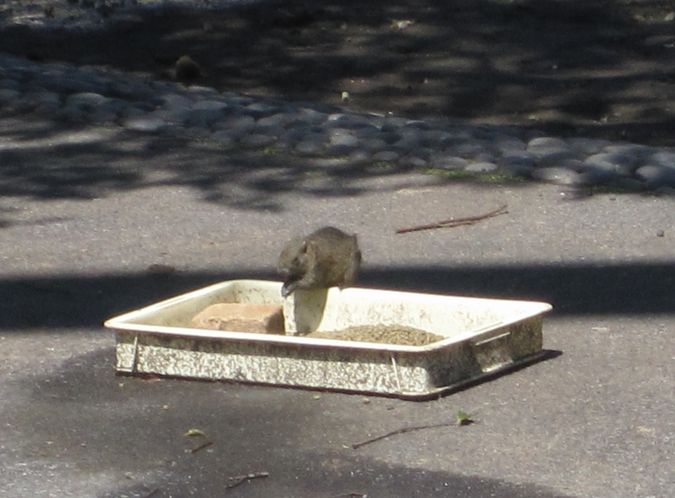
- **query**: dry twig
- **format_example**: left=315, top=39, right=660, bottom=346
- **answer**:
left=396, top=204, right=508, bottom=234
left=352, top=422, right=456, bottom=449
left=226, top=471, right=270, bottom=489
left=189, top=440, right=213, bottom=454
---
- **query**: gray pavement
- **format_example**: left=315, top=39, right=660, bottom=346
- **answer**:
left=1, top=52, right=674, bottom=497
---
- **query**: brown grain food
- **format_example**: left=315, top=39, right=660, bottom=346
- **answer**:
left=308, top=325, right=443, bottom=346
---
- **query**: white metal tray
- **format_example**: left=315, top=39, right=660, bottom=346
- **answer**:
left=104, top=280, right=552, bottom=399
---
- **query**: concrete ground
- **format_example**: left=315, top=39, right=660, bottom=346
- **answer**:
left=0, top=112, right=673, bottom=498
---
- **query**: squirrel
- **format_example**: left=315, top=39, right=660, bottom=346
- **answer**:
left=277, top=226, right=361, bottom=297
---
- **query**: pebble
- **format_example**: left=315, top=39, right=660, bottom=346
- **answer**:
left=465, top=162, right=498, bottom=173
left=241, top=133, right=278, bottom=147
left=499, top=163, right=533, bottom=179
left=0, top=88, right=20, bottom=104
left=635, top=165, right=675, bottom=187
left=583, top=152, right=640, bottom=177
left=121, top=116, right=168, bottom=132
left=568, top=137, right=612, bottom=155
left=531, top=167, right=585, bottom=186
left=1, top=52, right=675, bottom=191
left=499, top=153, right=536, bottom=171
left=295, top=139, right=325, bottom=156
left=649, top=150, right=675, bottom=167
left=328, top=129, right=359, bottom=147
left=401, top=156, right=428, bottom=168
left=372, top=150, right=400, bottom=162
left=430, top=154, right=469, bottom=170
left=210, top=130, right=235, bottom=148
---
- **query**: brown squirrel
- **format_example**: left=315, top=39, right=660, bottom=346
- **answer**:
left=277, top=226, right=361, bottom=297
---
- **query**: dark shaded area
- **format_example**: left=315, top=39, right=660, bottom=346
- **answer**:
left=100, top=453, right=573, bottom=498
left=2, top=0, right=675, bottom=145
left=2, top=261, right=673, bottom=331
left=7, top=347, right=572, bottom=498
left=0, top=114, right=532, bottom=210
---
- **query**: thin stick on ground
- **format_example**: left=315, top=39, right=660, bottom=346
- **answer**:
left=226, top=471, right=270, bottom=489
left=189, top=440, right=213, bottom=454
left=352, top=422, right=457, bottom=449
left=396, top=204, right=508, bottom=234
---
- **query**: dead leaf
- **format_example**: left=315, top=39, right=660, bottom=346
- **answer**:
left=184, top=428, right=206, bottom=438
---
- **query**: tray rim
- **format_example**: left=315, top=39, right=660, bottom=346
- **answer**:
left=104, top=279, right=552, bottom=354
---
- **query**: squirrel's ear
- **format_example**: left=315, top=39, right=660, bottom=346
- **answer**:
left=305, top=239, right=318, bottom=256
left=300, top=240, right=309, bottom=253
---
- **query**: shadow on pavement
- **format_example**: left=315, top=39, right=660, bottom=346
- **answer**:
left=0, top=114, right=535, bottom=212
left=9, top=347, right=573, bottom=498
left=2, top=260, right=673, bottom=331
